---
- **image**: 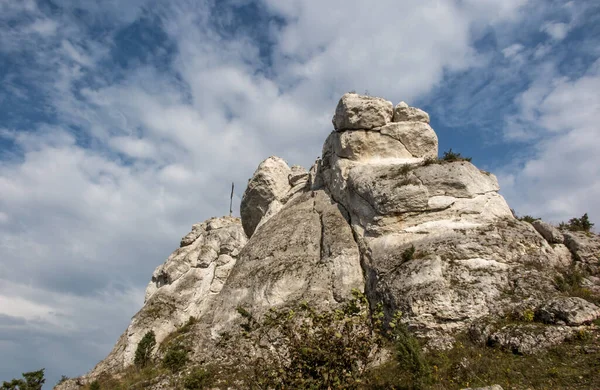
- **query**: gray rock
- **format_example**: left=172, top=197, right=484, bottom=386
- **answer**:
left=288, top=165, right=309, bottom=186
left=486, top=323, right=575, bottom=354
left=532, top=220, right=564, bottom=244
left=332, top=93, right=393, bottom=131
left=88, top=216, right=247, bottom=376
left=536, top=297, right=600, bottom=325
left=329, top=130, right=413, bottom=161
left=563, top=231, right=600, bottom=266
left=180, top=223, right=203, bottom=247
left=413, top=162, right=500, bottom=198
left=83, top=93, right=587, bottom=384
left=379, top=122, right=438, bottom=158
left=240, top=156, right=292, bottom=237
left=393, top=101, right=430, bottom=123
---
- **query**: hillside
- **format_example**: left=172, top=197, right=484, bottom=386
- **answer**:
left=55, top=94, right=600, bottom=390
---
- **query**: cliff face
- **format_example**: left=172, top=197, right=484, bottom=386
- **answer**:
left=57, top=94, right=600, bottom=389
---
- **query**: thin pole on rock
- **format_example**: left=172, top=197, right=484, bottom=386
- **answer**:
left=229, top=182, right=234, bottom=217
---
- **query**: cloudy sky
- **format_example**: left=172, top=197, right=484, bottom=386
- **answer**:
left=1, top=0, right=599, bottom=387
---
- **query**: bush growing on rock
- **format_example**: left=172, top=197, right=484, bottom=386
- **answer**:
left=134, top=330, right=156, bottom=368
left=422, top=148, right=472, bottom=166
left=559, top=213, right=595, bottom=232
left=441, top=148, right=472, bottom=163
left=237, top=290, right=384, bottom=388
left=233, top=290, right=432, bottom=389
left=183, top=368, right=212, bottom=389
left=162, top=344, right=189, bottom=373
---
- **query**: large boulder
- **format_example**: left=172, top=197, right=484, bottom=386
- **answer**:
left=379, top=122, right=438, bottom=158
left=240, top=156, right=292, bottom=237
left=532, top=220, right=564, bottom=244
left=327, top=130, right=413, bottom=161
left=332, top=93, right=393, bottom=131
left=535, top=297, right=600, bottom=325
left=392, top=101, right=430, bottom=123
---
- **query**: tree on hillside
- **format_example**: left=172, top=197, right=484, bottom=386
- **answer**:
left=1, top=369, right=45, bottom=390
left=134, top=330, right=156, bottom=368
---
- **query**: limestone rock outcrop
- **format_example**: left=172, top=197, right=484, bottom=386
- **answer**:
left=240, top=156, right=292, bottom=237
left=333, top=93, right=393, bottom=131
left=89, top=216, right=246, bottom=375
left=60, top=93, right=600, bottom=389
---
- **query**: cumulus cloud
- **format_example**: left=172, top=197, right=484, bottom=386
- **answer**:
left=1, top=0, right=598, bottom=387
left=499, top=60, right=600, bottom=223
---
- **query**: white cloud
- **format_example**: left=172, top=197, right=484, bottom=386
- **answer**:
left=502, top=43, right=525, bottom=59
left=500, top=60, right=600, bottom=223
left=4, top=0, right=599, bottom=385
left=541, top=21, right=570, bottom=40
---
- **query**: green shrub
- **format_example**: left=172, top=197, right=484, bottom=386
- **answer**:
left=1, top=369, right=45, bottom=390
left=402, top=245, right=416, bottom=263
left=240, top=289, right=385, bottom=389
left=390, top=313, right=431, bottom=388
left=518, top=215, right=539, bottom=224
left=163, top=345, right=189, bottom=373
left=134, top=330, right=156, bottom=368
left=441, top=148, right=472, bottom=163
left=399, top=164, right=412, bottom=175
left=56, top=375, right=69, bottom=386
left=559, top=213, right=595, bottom=232
left=183, top=368, right=212, bottom=389
left=89, top=380, right=100, bottom=390
left=522, top=309, right=535, bottom=322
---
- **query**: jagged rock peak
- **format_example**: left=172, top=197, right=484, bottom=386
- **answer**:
left=57, top=92, right=600, bottom=389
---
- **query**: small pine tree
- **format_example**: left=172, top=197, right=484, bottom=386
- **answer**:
left=560, top=213, right=595, bottom=232
left=1, top=369, right=45, bottom=390
left=134, top=330, right=156, bottom=368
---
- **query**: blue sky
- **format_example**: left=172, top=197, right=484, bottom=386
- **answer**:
left=1, top=0, right=599, bottom=387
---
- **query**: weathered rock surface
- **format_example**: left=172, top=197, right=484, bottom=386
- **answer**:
left=563, top=231, right=600, bottom=266
left=379, top=122, right=438, bottom=158
left=318, top=93, right=575, bottom=344
left=240, top=156, right=292, bottom=237
left=532, top=220, right=564, bottom=244
left=65, top=93, right=599, bottom=389
left=536, top=297, right=600, bottom=325
left=470, top=321, right=576, bottom=355
left=393, top=101, right=430, bottom=123
left=462, top=385, right=503, bottom=390
left=89, top=216, right=247, bottom=376
left=333, top=93, right=393, bottom=131
left=207, top=190, right=364, bottom=337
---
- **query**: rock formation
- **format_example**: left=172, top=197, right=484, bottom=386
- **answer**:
left=56, top=93, right=600, bottom=389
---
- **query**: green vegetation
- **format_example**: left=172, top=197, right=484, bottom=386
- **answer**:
left=237, top=290, right=386, bottom=389
left=163, top=345, right=189, bottom=373
left=134, top=330, right=156, bottom=368
left=559, top=212, right=595, bottom=232
left=518, top=215, right=539, bottom=224
left=554, top=268, right=598, bottom=304
left=89, top=380, right=100, bottom=390
left=522, top=309, right=535, bottom=322
left=183, top=368, right=212, bottom=389
left=423, top=148, right=472, bottom=166
left=441, top=149, right=472, bottom=162
left=1, top=369, right=45, bottom=390
left=399, top=163, right=412, bottom=176
left=56, top=375, right=69, bottom=386
left=402, top=245, right=416, bottom=263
